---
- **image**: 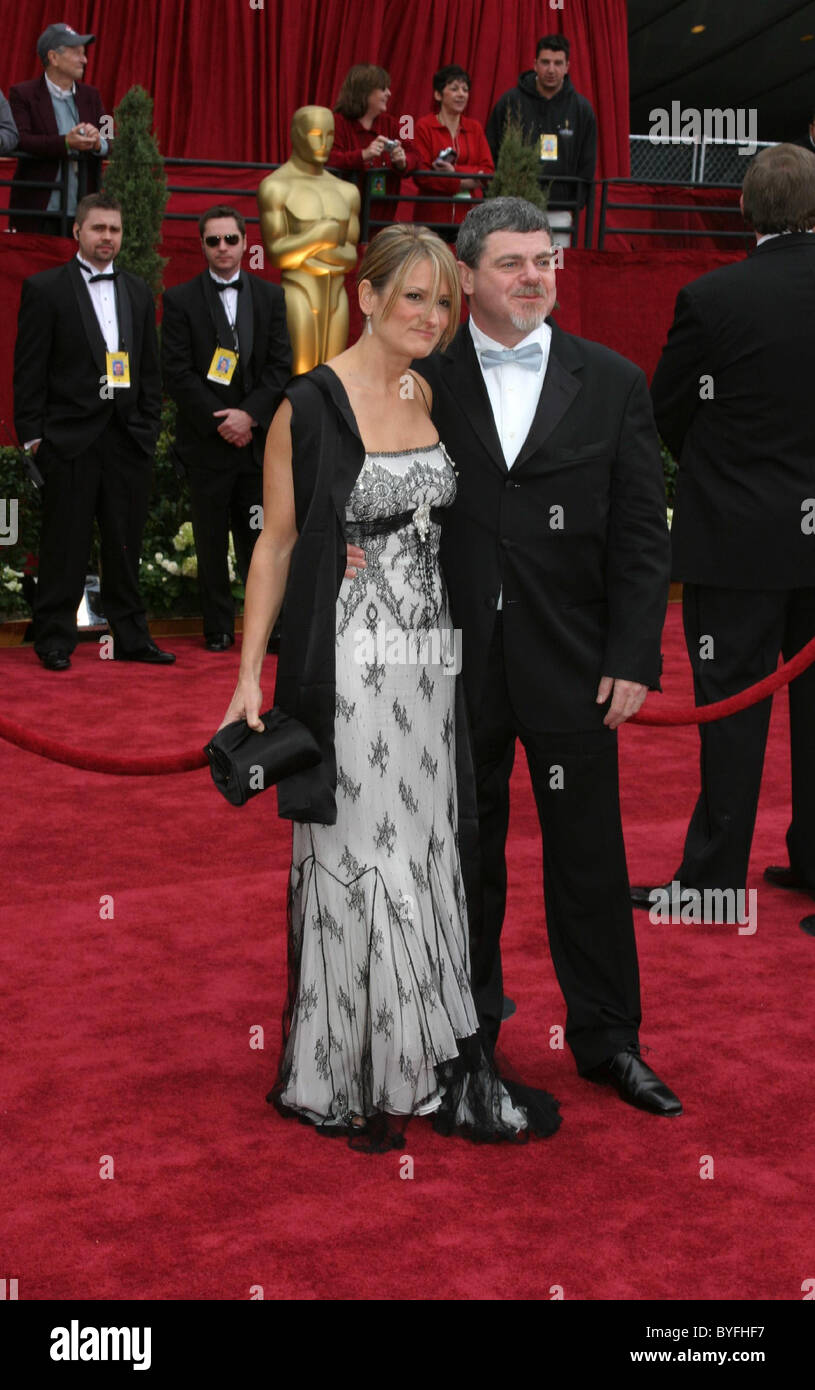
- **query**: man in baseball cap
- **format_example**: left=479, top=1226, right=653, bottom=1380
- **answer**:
left=36, top=24, right=96, bottom=64
left=9, top=23, right=110, bottom=234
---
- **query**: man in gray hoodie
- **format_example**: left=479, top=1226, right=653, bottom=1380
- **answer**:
left=486, top=35, right=597, bottom=242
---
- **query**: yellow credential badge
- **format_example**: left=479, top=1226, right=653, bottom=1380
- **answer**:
left=105, top=350, right=131, bottom=388
left=207, top=347, right=239, bottom=384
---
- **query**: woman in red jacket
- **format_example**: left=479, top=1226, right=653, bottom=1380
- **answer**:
left=413, top=65, right=494, bottom=233
left=331, top=64, right=418, bottom=210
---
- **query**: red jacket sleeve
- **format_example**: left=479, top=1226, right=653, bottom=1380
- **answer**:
left=330, top=112, right=367, bottom=170
left=412, top=117, right=460, bottom=195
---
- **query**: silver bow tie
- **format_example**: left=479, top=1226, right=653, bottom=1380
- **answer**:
left=479, top=344, right=543, bottom=371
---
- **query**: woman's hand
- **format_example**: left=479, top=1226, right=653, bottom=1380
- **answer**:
left=219, top=676, right=264, bottom=732
left=363, top=137, right=386, bottom=161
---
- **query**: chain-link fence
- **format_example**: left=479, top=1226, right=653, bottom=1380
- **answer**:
left=630, top=135, right=775, bottom=186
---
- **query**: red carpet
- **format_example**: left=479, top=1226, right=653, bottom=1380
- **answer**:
left=1, top=606, right=814, bottom=1302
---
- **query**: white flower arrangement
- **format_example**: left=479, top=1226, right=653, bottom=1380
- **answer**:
left=1, top=562, right=24, bottom=596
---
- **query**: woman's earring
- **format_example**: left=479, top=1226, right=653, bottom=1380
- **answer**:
left=366, top=315, right=373, bottom=336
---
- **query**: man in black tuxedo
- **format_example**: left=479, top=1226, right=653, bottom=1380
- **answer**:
left=632, top=145, right=815, bottom=931
left=9, top=23, right=109, bottom=234
left=415, top=197, right=680, bottom=1115
left=14, top=192, right=173, bottom=670
left=162, top=206, right=291, bottom=650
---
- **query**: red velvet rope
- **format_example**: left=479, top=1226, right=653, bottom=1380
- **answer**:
left=1, top=633, right=814, bottom=771
left=631, top=632, right=815, bottom=725
left=0, top=715, right=207, bottom=775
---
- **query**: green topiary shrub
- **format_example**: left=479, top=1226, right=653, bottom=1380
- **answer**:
left=102, top=86, right=168, bottom=295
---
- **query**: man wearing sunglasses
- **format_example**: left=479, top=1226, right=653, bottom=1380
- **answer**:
left=162, top=205, right=292, bottom=651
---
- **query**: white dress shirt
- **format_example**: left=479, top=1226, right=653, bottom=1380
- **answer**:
left=77, top=254, right=119, bottom=352
left=209, top=270, right=241, bottom=349
left=469, top=315, right=552, bottom=468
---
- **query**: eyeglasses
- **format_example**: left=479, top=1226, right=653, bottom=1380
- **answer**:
left=204, top=234, right=241, bottom=247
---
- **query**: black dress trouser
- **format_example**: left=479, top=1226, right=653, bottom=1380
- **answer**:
left=469, top=617, right=642, bottom=1074
left=187, top=453, right=262, bottom=639
left=677, top=583, right=815, bottom=893
left=32, top=415, right=153, bottom=656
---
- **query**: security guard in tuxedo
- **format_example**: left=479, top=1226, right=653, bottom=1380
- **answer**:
left=162, top=205, right=292, bottom=649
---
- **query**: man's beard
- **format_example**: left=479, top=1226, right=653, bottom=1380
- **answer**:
left=509, top=296, right=548, bottom=332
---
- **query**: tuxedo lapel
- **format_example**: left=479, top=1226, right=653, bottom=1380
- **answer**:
left=34, top=75, right=59, bottom=137
left=237, top=273, right=254, bottom=385
left=438, top=326, right=506, bottom=476
left=201, top=272, right=233, bottom=349
left=68, top=257, right=107, bottom=376
left=116, top=273, right=134, bottom=352
left=512, top=322, right=583, bottom=472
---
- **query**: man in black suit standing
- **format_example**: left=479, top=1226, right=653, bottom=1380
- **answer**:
left=162, top=206, right=291, bottom=650
left=14, top=191, right=173, bottom=670
left=415, top=197, right=680, bottom=1115
left=10, top=23, right=109, bottom=234
left=632, top=145, right=815, bottom=932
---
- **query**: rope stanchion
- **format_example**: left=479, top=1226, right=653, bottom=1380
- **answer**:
left=0, top=713, right=207, bottom=775
left=632, top=632, right=815, bottom=726
left=1, top=634, right=814, bottom=770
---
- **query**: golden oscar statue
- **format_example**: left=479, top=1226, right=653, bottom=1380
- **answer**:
left=258, top=106, right=361, bottom=374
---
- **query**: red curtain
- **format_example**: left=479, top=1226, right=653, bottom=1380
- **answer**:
left=0, top=0, right=630, bottom=176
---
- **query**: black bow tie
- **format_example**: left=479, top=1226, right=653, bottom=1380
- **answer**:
left=214, top=279, right=242, bottom=293
left=83, top=269, right=119, bottom=283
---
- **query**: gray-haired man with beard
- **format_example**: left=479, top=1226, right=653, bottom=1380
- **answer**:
left=414, top=198, right=678, bottom=1115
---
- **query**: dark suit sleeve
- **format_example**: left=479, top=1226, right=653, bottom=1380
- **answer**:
left=13, top=278, right=53, bottom=445
left=602, top=370, right=670, bottom=687
left=650, top=286, right=712, bottom=459
left=0, top=89, right=18, bottom=154
left=136, top=286, right=162, bottom=450
left=239, top=284, right=292, bottom=429
left=9, top=84, right=65, bottom=158
left=161, top=289, right=225, bottom=437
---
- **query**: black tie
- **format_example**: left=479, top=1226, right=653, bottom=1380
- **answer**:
left=214, top=280, right=242, bottom=293
left=85, top=270, right=119, bottom=283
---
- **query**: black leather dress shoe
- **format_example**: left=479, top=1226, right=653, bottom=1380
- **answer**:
left=205, top=633, right=234, bottom=652
left=800, top=915, right=815, bottom=937
left=38, top=649, right=71, bottom=671
left=587, top=1045, right=683, bottom=1116
left=114, top=641, right=175, bottom=665
left=764, top=865, right=815, bottom=898
left=630, top=882, right=673, bottom=909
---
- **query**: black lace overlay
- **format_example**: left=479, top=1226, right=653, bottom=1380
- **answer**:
left=267, top=446, right=560, bottom=1148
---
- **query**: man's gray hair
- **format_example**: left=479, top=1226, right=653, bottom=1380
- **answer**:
left=456, top=197, right=552, bottom=267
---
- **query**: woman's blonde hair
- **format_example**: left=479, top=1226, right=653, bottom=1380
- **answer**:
left=357, top=224, right=461, bottom=350
left=334, top=65, right=390, bottom=121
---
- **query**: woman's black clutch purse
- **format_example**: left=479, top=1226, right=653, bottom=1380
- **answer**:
left=204, top=709, right=321, bottom=806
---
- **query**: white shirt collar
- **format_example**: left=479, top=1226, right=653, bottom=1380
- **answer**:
left=468, top=313, right=550, bottom=362
left=756, top=230, right=814, bottom=246
left=209, top=270, right=241, bottom=285
left=45, top=73, right=77, bottom=101
left=76, top=254, right=116, bottom=278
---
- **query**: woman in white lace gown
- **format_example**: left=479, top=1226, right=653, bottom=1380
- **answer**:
left=222, top=226, right=559, bottom=1148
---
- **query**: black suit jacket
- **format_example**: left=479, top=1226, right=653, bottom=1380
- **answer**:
left=651, top=232, right=815, bottom=589
left=418, top=321, right=670, bottom=731
left=13, top=257, right=162, bottom=459
left=161, top=271, right=291, bottom=468
left=9, top=75, right=106, bottom=226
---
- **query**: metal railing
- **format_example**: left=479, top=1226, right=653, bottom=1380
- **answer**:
left=0, top=150, right=97, bottom=236
left=1, top=153, right=596, bottom=246
left=2, top=152, right=755, bottom=251
left=597, top=178, right=752, bottom=250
